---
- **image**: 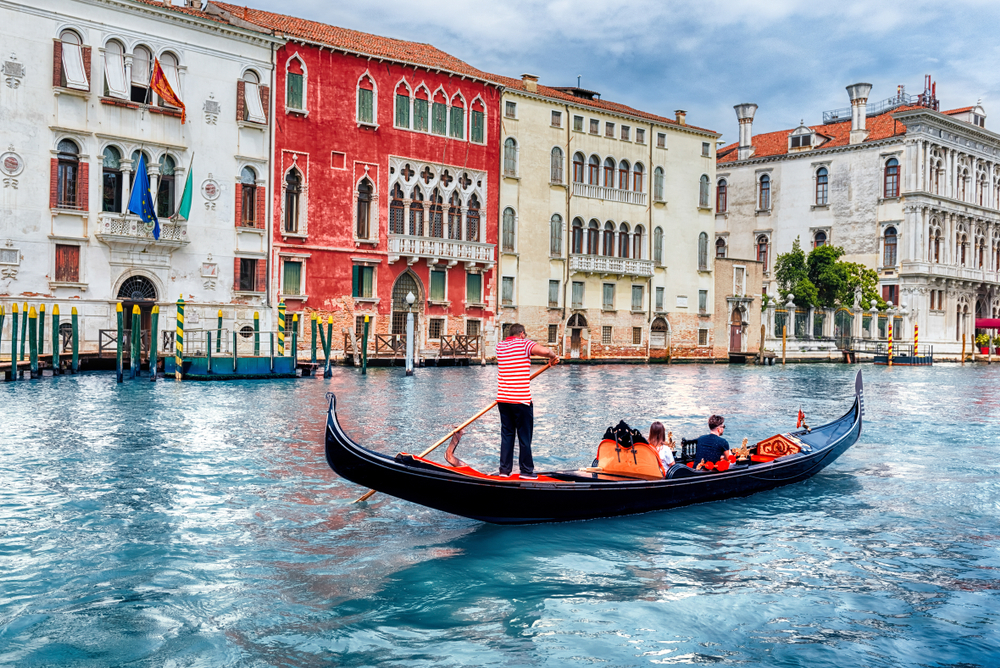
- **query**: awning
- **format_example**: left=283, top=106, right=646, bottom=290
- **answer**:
left=975, top=318, right=1000, bottom=329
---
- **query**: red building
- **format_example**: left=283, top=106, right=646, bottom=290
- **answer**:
left=217, top=4, right=502, bottom=359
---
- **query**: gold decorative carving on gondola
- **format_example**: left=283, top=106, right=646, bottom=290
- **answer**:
left=756, top=434, right=801, bottom=458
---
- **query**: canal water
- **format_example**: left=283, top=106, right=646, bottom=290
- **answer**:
left=1, top=364, right=998, bottom=667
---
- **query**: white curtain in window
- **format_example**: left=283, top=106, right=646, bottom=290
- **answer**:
left=104, top=45, right=128, bottom=99
left=61, top=42, right=89, bottom=91
left=244, top=82, right=266, bottom=123
left=132, top=48, right=151, bottom=85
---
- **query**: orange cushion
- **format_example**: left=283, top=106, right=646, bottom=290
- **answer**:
left=750, top=454, right=775, bottom=463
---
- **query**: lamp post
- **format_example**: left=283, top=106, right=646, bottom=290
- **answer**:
left=405, top=291, right=415, bottom=376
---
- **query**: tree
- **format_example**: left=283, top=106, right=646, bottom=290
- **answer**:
left=774, top=237, right=817, bottom=307
left=806, top=244, right=847, bottom=308
left=842, top=261, right=887, bottom=310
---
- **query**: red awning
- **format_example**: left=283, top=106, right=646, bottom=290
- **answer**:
left=976, top=318, right=1000, bottom=329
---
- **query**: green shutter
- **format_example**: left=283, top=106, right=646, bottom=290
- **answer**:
left=283, top=261, right=301, bottom=296
left=432, top=102, right=446, bottom=135
left=449, top=107, right=464, bottom=139
left=466, top=273, right=481, bottom=304
left=287, top=73, right=303, bottom=110
left=471, top=111, right=484, bottom=143
left=414, top=99, right=428, bottom=131
left=395, top=94, right=409, bottom=128
left=430, top=270, right=445, bottom=301
left=351, top=265, right=359, bottom=298
left=358, top=88, right=373, bottom=124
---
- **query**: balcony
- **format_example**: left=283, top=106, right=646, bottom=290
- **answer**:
left=902, top=261, right=1000, bottom=285
left=96, top=213, right=189, bottom=251
left=387, top=234, right=495, bottom=268
left=573, top=182, right=647, bottom=206
left=570, top=254, right=654, bottom=278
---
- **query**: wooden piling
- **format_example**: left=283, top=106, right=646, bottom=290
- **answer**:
left=71, top=307, right=79, bottom=373
left=323, top=315, right=333, bottom=378
left=175, top=295, right=184, bottom=382
left=216, top=309, right=223, bottom=353
left=269, top=332, right=275, bottom=374
left=310, top=312, right=317, bottom=363
left=361, top=315, right=369, bottom=375
left=116, top=302, right=123, bottom=383
left=782, top=325, right=787, bottom=365
left=291, top=313, right=299, bottom=372
left=28, top=306, right=38, bottom=378
left=19, top=302, right=27, bottom=361
left=38, top=303, right=45, bottom=358
left=149, top=305, right=159, bottom=381
left=206, top=331, right=213, bottom=375
left=131, top=304, right=140, bottom=379
left=9, top=303, right=18, bottom=380
left=961, top=333, right=966, bottom=365
left=52, top=305, right=60, bottom=373
left=0, top=305, right=4, bottom=378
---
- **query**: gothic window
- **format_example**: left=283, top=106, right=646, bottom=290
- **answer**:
left=550, top=214, right=563, bottom=257
left=447, top=191, right=462, bottom=240
left=429, top=188, right=444, bottom=238
left=409, top=186, right=424, bottom=236
left=571, top=217, right=583, bottom=254
left=699, top=174, right=710, bottom=207
left=395, top=82, right=410, bottom=128
left=284, top=168, right=302, bottom=233
left=502, top=207, right=516, bottom=251
left=816, top=167, right=829, bottom=205
left=653, top=227, right=663, bottom=265
left=102, top=146, right=123, bottom=213
left=356, top=178, right=373, bottom=238
left=550, top=146, right=564, bottom=183
left=653, top=167, right=665, bottom=201
left=470, top=100, right=485, bottom=143
left=716, top=178, right=728, bottom=212
left=884, top=158, right=899, bottom=198
left=286, top=57, right=305, bottom=111
left=240, top=166, right=257, bottom=226
left=716, top=237, right=727, bottom=258
left=883, top=227, right=897, bottom=267
left=357, top=74, right=375, bottom=125
left=698, top=232, right=708, bottom=270
left=573, top=152, right=585, bottom=183
left=759, top=174, right=771, bottom=210
left=466, top=194, right=480, bottom=241
left=587, top=220, right=600, bottom=255
left=432, top=92, right=447, bottom=135
left=389, top=184, right=405, bottom=234
left=756, top=235, right=769, bottom=267
left=603, top=222, right=615, bottom=257
left=449, top=95, right=465, bottom=139
left=632, top=225, right=644, bottom=260
left=618, top=223, right=630, bottom=259
left=156, top=155, right=175, bottom=218
left=503, top=138, right=518, bottom=176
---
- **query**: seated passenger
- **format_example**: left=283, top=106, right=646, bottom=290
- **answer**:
left=648, top=421, right=675, bottom=471
left=695, top=415, right=730, bottom=464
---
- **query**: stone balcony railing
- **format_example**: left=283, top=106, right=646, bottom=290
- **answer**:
left=573, top=182, right=647, bottom=206
left=901, top=261, right=1000, bottom=285
left=388, top=234, right=495, bottom=268
left=569, top=254, right=654, bottom=277
left=96, top=213, right=189, bottom=250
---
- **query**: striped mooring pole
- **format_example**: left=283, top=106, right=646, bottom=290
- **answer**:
left=71, top=307, right=79, bottom=373
left=278, top=301, right=286, bottom=356
left=887, top=323, right=893, bottom=368
left=19, top=301, right=27, bottom=362
left=149, top=305, right=159, bottom=381
left=38, top=303, right=46, bottom=358
left=130, top=304, right=140, bottom=379
left=9, top=303, right=17, bottom=380
left=310, top=312, right=317, bottom=364
left=291, top=313, right=299, bottom=372
left=28, top=306, right=38, bottom=378
left=175, top=295, right=184, bottom=381
left=216, top=309, right=223, bottom=353
left=0, top=305, right=4, bottom=379
left=51, top=304, right=60, bottom=373
left=253, top=311, right=260, bottom=357
left=914, top=324, right=919, bottom=358
left=115, top=302, right=123, bottom=383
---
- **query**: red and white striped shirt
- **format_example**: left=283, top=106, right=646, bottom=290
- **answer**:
left=496, top=337, right=537, bottom=404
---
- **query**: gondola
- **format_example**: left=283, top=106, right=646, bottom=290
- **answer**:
left=325, top=370, right=865, bottom=525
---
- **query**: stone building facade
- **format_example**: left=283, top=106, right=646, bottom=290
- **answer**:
left=715, top=78, right=1000, bottom=356
left=494, top=74, right=720, bottom=361
left=711, top=257, right=763, bottom=360
left=0, top=0, right=280, bottom=355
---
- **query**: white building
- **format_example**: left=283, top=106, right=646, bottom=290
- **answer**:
left=715, top=78, right=1000, bottom=357
left=0, top=0, right=281, bottom=361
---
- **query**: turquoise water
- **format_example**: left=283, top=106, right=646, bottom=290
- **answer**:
left=1, top=364, right=998, bottom=667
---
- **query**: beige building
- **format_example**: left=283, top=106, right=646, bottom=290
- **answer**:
left=712, top=257, right=764, bottom=360
left=494, top=74, right=720, bottom=360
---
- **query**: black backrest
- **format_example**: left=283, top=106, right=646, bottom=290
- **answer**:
left=679, top=438, right=698, bottom=463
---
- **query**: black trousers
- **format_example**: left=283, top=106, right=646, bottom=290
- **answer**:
left=498, top=401, right=534, bottom=475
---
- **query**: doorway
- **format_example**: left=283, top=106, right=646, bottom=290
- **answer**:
left=567, top=313, right=587, bottom=359
left=117, top=275, right=158, bottom=360
left=729, top=308, right=744, bottom=352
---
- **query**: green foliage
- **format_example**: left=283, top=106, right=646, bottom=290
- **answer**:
left=774, top=239, right=888, bottom=310
left=842, top=262, right=887, bottom=310
left=774, top=237, right=818, bottom=307
left=806, top=245, right=846, bottom=308
left=976, top=333, right=990, bottom=347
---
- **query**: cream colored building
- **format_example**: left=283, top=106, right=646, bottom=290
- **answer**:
left=495, top=74, right=720, bottom=360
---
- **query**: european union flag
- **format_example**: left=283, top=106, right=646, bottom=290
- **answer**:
left=128, top=154, right=160, bottom=240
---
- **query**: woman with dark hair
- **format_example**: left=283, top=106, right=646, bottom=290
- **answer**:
left=648, top=421, right=675, bottom=470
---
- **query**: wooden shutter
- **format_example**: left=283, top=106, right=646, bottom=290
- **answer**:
left=236, top=80, right=246, bottom=121
left=49, top=158, right=59, bottom=209
left=233, top=258, right=242, bottom=292
left=259, top=85, right=270, bottom=124
left=256, top=184, right=266, bottom=230
left=52, top=40, right=62, bottom=88
left=55, top=245, right=80, bottom=283
left=81, top=46, right=91, bottom=92
left=255, top=259, right=266, bottom=293
left=234, top=189, right=242, bottom=228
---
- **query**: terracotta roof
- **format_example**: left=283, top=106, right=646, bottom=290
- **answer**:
left=716, top=104, right=925, bottom=164
left=126, top=0, right=269, bottom=32
left=943, top=106, right=973, bottom=115
left=213, top=2, right=490, bottom=81
left=488, top=74, right=717, bottom=134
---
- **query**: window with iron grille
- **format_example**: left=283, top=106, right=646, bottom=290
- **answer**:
left=657, top=133, right=666, bottom=148
left=501, top=276, right=514, bottom=306
left=602, top=326, right=612, bottom=345
left=466, top=319, right=480, bottom=337
left=572, top=281, right=584, bottom=308
left=428, top=318, right=444, bottom=339
left=631, top=285, right=643, bottom=311
left=505, top=101, right=517, bottom=118
left=699, top=290, right=707, bottom=313
left=602, top=283, right=614, bottom=310
left=698, top=329, right=708, bottom=346
left=655, top=287, right=664, bottom=311
left=545, top=324, right=558, bottom=344
left=573, top=115, right=583, bottom=131
left=551, top=111, right=562, bottom=127
left=391, top=311, right=407, bottom=335
left=548, top=280, right=559, bottom=307
left=632, top=327, right=642, bottom=345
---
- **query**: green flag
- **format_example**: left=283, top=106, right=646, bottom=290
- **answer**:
left=176, top=153, right=194, bottom=221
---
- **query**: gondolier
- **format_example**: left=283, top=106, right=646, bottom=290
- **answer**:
left=495, top=324, right=559, bottom=479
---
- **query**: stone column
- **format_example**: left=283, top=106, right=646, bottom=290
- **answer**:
left=120, top=159, right=133, bottom=216
left=807, top=307, right=815, bottom=340
left=766, top=302, right=775, bottom=340
left=786, top=295, right=796, bottom=340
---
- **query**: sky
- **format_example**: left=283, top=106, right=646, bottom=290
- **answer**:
left=251, top=0, right=1000, bottom=143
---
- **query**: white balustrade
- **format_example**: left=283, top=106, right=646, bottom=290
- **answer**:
left=569, top=254, right=654, bottom=277
left=388, top=234, right=495, bottom=265
left=572, top=182, right=647, bottom=206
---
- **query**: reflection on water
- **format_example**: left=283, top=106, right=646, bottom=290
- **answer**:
left=1, top=364, right=999, bottom=667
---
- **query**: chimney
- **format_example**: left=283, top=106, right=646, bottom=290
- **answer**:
left=846, top=83, right=873, bottom=144
left=734, top=103, right=757, bottom=160
left=674, top=109, right=687, bottom=125
left=521, top=73, right=539, bottom=93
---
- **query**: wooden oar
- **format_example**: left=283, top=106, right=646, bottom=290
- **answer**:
left=353, top=361, right=556, bottom=503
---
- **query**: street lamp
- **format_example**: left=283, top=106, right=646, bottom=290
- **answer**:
left=405, top=291, right=415, bottom=376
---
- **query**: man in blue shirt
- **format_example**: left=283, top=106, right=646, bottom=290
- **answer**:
left=695, top=415, right=730, bottom=464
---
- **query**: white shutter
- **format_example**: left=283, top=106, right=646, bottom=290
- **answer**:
left=104, top=51, right=128, bottom=99
left=61, top=42, right=89, bottom=91
left=244, top=82, right=266, bottom=124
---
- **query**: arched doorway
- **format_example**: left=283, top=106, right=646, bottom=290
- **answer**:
left=391, top=271, right=423, bottom=343
left=650, top=317, right=669, bottom=349
left=729, top=307, right=744, bottom=352
left=117, top=274, right=158, bottom=360
left=567, top=313, right=587, bottom=358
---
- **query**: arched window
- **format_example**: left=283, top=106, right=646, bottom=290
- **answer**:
left=241, top=69, right=266, bottom=124
left=632, top=225, right=644, bottom=260
left=959, top=234, right=968, bottom=266
left=880, top=226, right=896, bottom=267
left=756, top=235, right=769, bottom=267
left=431, top=90, right=447, bottom=135
left=550, top=147, right=564, bottom=183
left=157, top=52, right=181, bottom=109
left=716, top=238, right=727, bottom=258
left=286, top=56, right=305, bottom=111
left=571, top=217, right=584, bottom=254
left=356, top=74, right=375, bottom=124
left=588, top=155, right=600, bottom=185
left=447, top=191, right=462, bottom=240
left=284, top=168, right=302, bottom=233
left=814, top=230, right=827, bottom=248
left=699, top=174, right=710, bottom=207
left=604, top=158, right=616, bottom=188
left=131, top=45, right=152, bottom=103
left=466, top=194, right=480, bottom=241
left=240, top=166, right=257, bottom=227
left=602, top=222, right=615, bottom=256
left=429, top=188, right=444, bottom=238
left=58, top=29, right=88, bottom=92
left=619, top=160, right=630, bottom=190
left=409, top=186, right=424, bottom=236
left=698, top=231, right=708, bottom=270
left=759, top=174, right=771, bottom=210
left=503, top=138, right=517, bottom=176
left=573, top=152, right=585, bottom=183
left=102, top=146, right=122, bottom=213
left=633, top=163, right=644, bottom=193
left=103, top=40, right=128, bottom=100
left=550, top=214, right=563, bottom=257
left=716, top=179, right=728, bottom=212
left=449, top=93, right=465, bottom=139
left=587, top=219, right=600, bottom=255
left=978, top=237, right=984, bottom=268
left=394, top=81, right=410, bottom=128
left=502, top=207, right=516, bottom=251
left=884, top=158, right=899, bottom=198
left=156, top=155, right=175, bottom=218
left=618, top=223, right=630, bottom=259
left=56, top=139, right=79, bottom=209
left=958, top=169, right=968, bottom=201
left=816, top=167, right=829, bottom=205
left=653, top=167, right=665, bottom=201
left=356, top=178, right=373, bottom=239
left=389, top=184, right=405, bottom=234
left=930, top=227, right=940, bottom=263
left=653, top=227, right=663, bottom=265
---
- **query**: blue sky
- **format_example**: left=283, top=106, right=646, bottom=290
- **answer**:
left=259, top=0, right=1000, bottom=143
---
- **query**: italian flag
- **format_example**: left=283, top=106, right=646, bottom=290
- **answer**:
left=175, top=153, right=194, bottom=221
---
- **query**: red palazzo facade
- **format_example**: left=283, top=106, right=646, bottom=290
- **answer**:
left=221, top=5, right=502, bottom=358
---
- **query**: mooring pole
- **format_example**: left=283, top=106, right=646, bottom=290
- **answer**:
left=71, top=307, right=79, bottom=373
left=323, top=315, right=333, bottom=378
left=782, top=325, right=787, bottom=365
left=405, top=308, right=414, bottom=376
left=51, top=305, right=60, bottom=374
left=9, top=303, right=17, bottom=380
left=19, top=301, right=27, bottom=362
left=361, top=314, right=369, bottom=375
left=149, top=305, right=159, bottom=381
left=961, top=333, right=966, bottom=366
left=115, top=302, right=123, bottom=383
left=278, top=301, right=286, bottom=356
left=914, top=324, right=919, bottom=364
left=0, top=305, right=5, bottom=379
left=38, top=303, right=46, bottom=359
left=253, top=311, right=260, bottom=357
left=175, top=295, right=184, bottom=382
left=291, top=313, right=299, bottom=374
left=28, top=306, right=38, bottom=379
left=888, top=323, right=894, bottom=367
left=130, top=304, right=140, bottom=379
left=310, top=312, right=317, bottom=364
left=206, top=331, right=213, bottom=375
left=216, top=309, right=223, bottom=353
left=269, top=332, right=275, bottom=374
